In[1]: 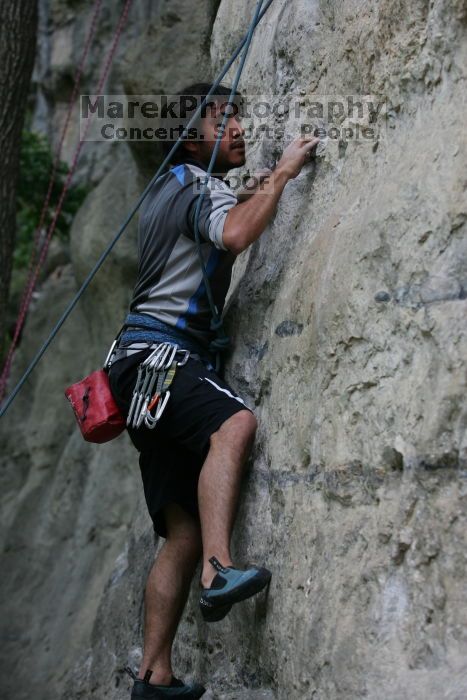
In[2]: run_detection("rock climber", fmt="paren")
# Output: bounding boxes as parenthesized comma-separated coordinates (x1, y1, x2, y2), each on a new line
(107, 82, 319, 699)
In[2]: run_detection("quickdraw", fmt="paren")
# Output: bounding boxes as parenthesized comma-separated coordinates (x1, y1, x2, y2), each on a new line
(126, 343, 190, 430)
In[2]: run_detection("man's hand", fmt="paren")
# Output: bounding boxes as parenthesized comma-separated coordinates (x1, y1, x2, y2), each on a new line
(276, 136, 320, 179)
(222, 136, 320, 255)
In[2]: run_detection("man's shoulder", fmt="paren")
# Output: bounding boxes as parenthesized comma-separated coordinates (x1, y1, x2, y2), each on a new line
(182, 162, 236, 197)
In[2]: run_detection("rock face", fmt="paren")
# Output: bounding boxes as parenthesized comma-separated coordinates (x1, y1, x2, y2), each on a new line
(1, 1, 466, 698)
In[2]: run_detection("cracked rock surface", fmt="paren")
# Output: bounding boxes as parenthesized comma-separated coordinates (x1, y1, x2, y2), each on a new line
(0, 1, 466, 698)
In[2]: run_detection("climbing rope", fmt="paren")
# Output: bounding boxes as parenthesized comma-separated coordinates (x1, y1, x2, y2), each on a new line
(0, 0, 275, 419)
(0, 0, 133, 402)
(193, 0, 266, 375)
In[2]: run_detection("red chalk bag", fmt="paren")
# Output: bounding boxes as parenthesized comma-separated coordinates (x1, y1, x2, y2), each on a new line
(64, 334, 126, 443)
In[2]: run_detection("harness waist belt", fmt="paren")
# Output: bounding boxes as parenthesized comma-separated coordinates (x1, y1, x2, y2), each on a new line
(121, 312, 214, 365)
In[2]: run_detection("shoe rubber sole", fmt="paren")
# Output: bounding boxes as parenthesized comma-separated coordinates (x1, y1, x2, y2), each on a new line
(132, 685, 206, 699)
(200, 601, 233, 622)
(200, 567, 271, 622)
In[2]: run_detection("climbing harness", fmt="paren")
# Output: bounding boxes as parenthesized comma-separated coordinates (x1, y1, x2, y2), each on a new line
(126, 343, 190, 430)
(64, 328, 192, 441)
(117, 311, 216, 367)
(0, 0, 275, 420)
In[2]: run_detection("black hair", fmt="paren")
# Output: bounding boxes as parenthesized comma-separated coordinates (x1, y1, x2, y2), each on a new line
(160, 82, 243, 166)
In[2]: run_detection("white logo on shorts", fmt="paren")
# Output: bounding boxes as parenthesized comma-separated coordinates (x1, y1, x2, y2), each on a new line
(198, 376, 247, 407)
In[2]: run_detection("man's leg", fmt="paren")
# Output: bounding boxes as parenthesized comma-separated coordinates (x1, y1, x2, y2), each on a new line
(138, 502, 202, 685)
(198, 409, 258, 589)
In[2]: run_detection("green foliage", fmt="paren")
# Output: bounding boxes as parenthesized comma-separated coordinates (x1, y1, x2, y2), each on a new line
(14, 129, 89, 269)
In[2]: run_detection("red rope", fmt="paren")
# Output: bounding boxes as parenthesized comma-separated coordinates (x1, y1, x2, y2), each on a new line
(0, 0, 134, 401)
(31, 0, 103, 256)
(16, 0, 103, 333)
(0, 0, 103, 398)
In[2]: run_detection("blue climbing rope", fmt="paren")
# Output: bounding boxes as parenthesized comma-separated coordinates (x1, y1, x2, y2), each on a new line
(0, 0, 275, 419)
(193, 0, 266, 375)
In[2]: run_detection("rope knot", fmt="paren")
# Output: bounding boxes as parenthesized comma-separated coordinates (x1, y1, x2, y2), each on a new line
(209, 336, 231, 353)
(210, 317, 224, 332)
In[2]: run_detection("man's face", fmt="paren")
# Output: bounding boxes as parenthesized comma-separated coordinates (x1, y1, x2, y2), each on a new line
(188, 98, 246, 175)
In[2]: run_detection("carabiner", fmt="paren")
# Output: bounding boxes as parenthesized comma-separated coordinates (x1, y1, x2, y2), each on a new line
(144, 390, 171, 429)
(176, 350, 190, 366)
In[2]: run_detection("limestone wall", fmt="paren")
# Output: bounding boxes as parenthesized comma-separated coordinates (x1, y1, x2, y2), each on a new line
(1, 1, 466, 698)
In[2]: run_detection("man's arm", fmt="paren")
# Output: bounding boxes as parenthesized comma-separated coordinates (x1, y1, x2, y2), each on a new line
(236, 169, 273, 203)
(222, 136, 320, 255)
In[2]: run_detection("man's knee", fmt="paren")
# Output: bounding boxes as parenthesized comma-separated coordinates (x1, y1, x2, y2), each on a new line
(211, 409, 258, 444)
(163, 502, 202, 551)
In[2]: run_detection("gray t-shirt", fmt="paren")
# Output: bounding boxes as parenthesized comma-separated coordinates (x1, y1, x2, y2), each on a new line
(129, 157, 238, 352)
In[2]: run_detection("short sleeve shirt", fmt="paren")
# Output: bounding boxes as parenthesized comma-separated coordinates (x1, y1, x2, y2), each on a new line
(129, 157, 238, 351)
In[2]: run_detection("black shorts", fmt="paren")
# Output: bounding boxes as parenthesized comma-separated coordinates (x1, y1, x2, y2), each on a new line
(108, 347, 253, 538)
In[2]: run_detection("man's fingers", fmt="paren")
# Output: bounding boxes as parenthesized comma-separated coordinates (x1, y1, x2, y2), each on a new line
(297, 136, 320, 146)
(303, 137, 320, 151)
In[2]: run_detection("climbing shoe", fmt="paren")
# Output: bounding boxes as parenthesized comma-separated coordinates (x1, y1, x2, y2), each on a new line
(199, 556, 272, 623)
(125, 666, 206, 699)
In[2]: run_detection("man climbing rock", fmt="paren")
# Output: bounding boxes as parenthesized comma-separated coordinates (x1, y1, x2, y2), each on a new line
(108, 82, 319, 699)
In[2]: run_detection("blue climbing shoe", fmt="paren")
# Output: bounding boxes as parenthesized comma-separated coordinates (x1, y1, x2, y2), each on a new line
(199, 556, 272, 622)
(125, 666, 206, 698)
